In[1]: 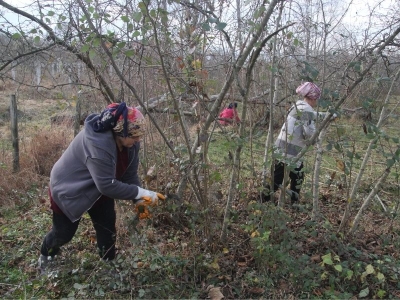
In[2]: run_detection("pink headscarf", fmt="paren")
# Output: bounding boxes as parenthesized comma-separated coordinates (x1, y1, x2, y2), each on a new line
(113, 106, 146, 137)
(296, 82, 321, 101)
(93, 102, 146, 137)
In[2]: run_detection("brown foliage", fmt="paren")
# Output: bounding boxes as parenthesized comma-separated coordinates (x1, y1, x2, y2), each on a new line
(0, 128, 71, 207)
(27, 129, 72, 176)
(0, 167, 42, 207)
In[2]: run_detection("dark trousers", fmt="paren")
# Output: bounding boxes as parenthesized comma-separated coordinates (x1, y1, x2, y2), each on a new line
(41, 198, 117, 260)
(263, 161, 304, 202)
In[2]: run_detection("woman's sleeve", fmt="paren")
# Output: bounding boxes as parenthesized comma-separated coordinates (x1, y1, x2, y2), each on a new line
(86, 154, 139, 200)
(302, 109, 317, 139)
(303, 119, 316, 138)
(315, 111, 327, 120)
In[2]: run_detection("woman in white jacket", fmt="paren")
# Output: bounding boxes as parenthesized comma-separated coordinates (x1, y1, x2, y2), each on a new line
(263, 82, 324, 204)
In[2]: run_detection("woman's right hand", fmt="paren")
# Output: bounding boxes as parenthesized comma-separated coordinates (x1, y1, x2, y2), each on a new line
(135, 187, 166, 206)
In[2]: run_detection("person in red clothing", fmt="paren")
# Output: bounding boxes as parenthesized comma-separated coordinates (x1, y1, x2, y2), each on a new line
(218, 102, 241, 126)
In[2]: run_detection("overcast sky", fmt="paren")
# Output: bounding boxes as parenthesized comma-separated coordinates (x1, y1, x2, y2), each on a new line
(343, 0, 395, 25)
(1, 0, 396, 32)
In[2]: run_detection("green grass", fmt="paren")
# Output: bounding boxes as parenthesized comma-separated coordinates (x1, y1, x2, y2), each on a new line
(1, 104, 400, 298)
(1, 167, 400, 299)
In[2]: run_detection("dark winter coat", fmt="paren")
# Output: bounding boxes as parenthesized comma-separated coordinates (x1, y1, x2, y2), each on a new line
(49, 113, 141, 222)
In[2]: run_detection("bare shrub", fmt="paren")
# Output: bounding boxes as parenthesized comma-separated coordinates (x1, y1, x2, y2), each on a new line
(0, 151, 45, 207)
(0, 169, 42, 207)
(0, 127, 72, 207)
(27, 129, 72, 176)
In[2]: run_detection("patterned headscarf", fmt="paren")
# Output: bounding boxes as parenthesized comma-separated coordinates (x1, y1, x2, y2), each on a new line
(93, 102, 146, 137)
(296, 82, 321, 101)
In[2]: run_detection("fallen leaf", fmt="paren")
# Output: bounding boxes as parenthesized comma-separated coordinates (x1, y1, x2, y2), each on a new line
(208, 287, 224, 300)
(248, 287, 265, 295)
(137, 261, 144, 268)
(336, 160, 345, 172)
(237, 262, 247, 267)
(147, 164, 156, 176)
(311, 255, 321, 262)
(144, 174, 156, 184)
(210, 259, 220, 270)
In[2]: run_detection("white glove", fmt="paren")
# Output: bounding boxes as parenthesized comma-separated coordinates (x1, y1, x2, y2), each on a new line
(330, 113, 338, 120)
(135, 187, 165, 206)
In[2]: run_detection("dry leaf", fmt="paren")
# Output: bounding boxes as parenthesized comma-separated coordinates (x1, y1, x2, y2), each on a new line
(210, 259, 220, 270)
(237, 262, 247, 267)
(208, 287, 224, 300)
(251, 230, 260, 238)
(144, 175, 156, 184)
(147, 164, 156, 176)
(311, 255, 321, 262)
(336, 159, 345, 172)
(176, 57, 185, 69)
(196, 69, 208, 80)
(248, 287, 265, 295)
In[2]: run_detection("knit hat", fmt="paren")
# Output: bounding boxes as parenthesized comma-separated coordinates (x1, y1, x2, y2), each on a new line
(93, 102, 146, 137)
(296, 82, 321, 101)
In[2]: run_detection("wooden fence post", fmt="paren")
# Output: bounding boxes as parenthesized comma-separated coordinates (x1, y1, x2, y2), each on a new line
(10, 94, 19, 172)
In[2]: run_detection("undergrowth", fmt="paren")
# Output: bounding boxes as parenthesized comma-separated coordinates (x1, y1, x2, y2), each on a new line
(0, 126, 71, 207)
(0, 111, 400, 299)
(1, 196, 400, 299)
